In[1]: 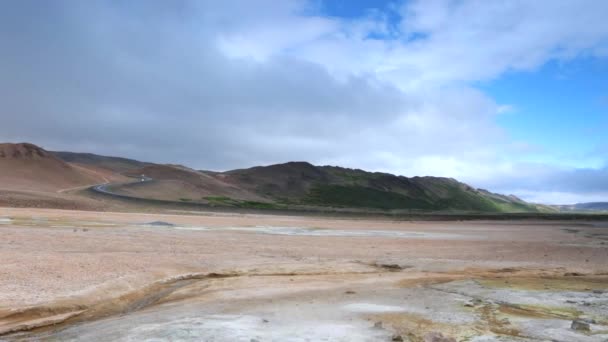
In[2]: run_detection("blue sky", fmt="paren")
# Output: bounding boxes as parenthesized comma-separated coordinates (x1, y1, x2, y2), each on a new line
(486, 59, 608, 168)
(321, 0, 608, 170)
(1, 0, 607, 204)
(320, 0, 397, 18)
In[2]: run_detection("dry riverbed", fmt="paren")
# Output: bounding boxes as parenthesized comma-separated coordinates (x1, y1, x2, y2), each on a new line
(0, 207, 607, 341)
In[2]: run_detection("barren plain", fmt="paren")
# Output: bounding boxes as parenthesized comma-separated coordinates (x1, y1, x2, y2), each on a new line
(0, 207, 607, 341)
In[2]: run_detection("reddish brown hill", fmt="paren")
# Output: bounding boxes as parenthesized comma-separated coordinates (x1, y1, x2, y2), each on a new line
(124, 164, 204, 184)
(52, 151, 149, 173)
(0, 143, 102, 192)
(114, 164, 265, 202)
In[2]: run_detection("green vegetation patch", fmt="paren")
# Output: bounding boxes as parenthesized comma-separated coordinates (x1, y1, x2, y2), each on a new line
(434, 185, 538, 213)
(436, 191, 499, 212)
(492, 201, 540, 213)
(304, 185, 436, 210)
(204, 196, 240, 206)
(204, 196, 284, 209)
(239, 201, 283, 209)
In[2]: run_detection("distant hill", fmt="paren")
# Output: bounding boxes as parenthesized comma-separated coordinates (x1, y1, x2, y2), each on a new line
(575, 202, 608, 211)
(207, 162, 545, 212)
(0, 143, 102, 191)
(557, 202, 608, 212)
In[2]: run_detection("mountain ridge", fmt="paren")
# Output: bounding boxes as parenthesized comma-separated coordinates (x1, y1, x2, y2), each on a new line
(0, 142, 550, 213)
(209, 162, 545, 212)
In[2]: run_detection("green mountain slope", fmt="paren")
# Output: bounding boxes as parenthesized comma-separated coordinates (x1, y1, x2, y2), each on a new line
(213, 162, 542, 213)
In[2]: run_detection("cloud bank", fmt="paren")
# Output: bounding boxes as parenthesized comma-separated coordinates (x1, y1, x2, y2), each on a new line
(0, 0, 607, 204)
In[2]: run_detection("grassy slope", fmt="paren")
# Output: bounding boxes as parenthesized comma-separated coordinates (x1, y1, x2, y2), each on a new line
(310, 167, 540, 212)
(219, 163, 542, 213)
(304, 185, 436, 210)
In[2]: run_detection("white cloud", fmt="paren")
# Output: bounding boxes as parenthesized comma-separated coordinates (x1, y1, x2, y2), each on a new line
(211, 0, 608, 89)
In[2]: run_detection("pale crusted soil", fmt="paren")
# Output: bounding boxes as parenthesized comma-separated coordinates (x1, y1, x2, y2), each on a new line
(0, 207, 607, 340)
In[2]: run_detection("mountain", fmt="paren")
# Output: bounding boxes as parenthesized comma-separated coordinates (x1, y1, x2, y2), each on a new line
(0, 143, 103, 192)
(1, 142, 545, 213)
(208, 162, 543, 212)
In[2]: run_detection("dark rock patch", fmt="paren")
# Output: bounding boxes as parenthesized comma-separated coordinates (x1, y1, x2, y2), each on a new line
(571, 320, 591, 332)
(146, 221, 175, 227)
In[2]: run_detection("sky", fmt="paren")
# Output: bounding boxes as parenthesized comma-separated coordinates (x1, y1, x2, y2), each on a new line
(0, 0, 607, 204)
